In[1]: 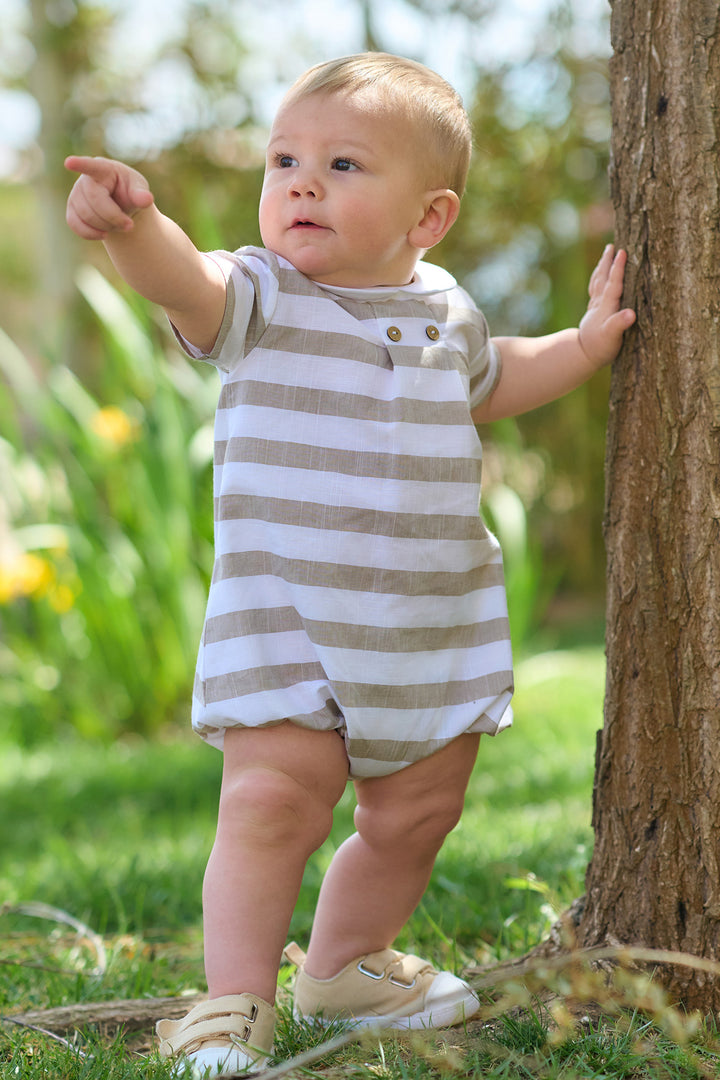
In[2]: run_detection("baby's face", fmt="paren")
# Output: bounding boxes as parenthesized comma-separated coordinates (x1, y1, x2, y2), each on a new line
(259, 91, 431, 288)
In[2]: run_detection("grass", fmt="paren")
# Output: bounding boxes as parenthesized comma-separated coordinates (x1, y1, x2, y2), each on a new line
(4, 642, 720, 1077)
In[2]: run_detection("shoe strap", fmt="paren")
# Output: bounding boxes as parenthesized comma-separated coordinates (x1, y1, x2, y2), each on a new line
(283, 941, 307, 969)
(156, 993, 275, 1059)
(357, 949, 436, 987)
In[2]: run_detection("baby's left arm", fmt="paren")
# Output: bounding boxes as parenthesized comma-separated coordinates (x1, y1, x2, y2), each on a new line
(471, 245, 636, 424)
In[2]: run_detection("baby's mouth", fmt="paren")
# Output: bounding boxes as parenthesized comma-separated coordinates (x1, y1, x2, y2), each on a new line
(291, 219, 326, 230)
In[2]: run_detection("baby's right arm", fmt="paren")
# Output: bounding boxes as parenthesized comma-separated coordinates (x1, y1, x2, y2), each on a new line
(65, 156, 226, 354)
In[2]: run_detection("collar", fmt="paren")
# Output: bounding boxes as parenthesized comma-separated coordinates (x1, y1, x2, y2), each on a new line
(298, 259, 458, 302)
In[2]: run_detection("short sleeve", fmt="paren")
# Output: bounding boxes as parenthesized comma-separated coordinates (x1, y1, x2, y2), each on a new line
(170, 247, 280, 374)
(445, 284, 502, 410)
(469, 338, 502, 409)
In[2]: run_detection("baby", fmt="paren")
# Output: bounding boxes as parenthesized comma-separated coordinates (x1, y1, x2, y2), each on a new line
(66, 52, 634, 1077)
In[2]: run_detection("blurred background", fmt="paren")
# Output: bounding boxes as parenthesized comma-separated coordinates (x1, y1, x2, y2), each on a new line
(1, 0, 614, 746)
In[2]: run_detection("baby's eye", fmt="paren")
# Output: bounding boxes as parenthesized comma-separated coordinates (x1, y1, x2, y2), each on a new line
(275, 153, 298, 168)
(332, 158, 359, 172)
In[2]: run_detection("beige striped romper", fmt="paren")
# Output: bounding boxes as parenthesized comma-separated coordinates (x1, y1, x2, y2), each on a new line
(181, 246, 514, 778)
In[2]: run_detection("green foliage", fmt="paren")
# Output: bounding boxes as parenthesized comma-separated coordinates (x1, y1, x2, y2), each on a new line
(0, 269, 216, 742)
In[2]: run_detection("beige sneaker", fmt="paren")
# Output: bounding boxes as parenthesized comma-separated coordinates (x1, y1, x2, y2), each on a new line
(287, 943, 479, 1031)
(156, 993, 275, 1076)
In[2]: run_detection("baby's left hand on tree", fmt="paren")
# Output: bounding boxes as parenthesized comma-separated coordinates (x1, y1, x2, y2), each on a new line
(578, 245, 636, 369)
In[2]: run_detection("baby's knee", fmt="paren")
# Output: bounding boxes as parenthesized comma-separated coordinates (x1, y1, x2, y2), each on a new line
(219, 765, 333, 854)
(356, 787, 464, 857)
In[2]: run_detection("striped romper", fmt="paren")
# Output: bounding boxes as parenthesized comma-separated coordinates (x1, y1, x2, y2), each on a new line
(181, 246, 514, 778)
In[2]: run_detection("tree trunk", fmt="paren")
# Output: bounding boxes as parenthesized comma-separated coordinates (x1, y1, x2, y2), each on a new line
(578, 0, 720, 1012)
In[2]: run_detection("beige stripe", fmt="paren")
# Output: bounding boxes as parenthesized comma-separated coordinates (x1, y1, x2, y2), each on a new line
(193, 669, 203, 702)
(214, 550, 505, 597)
(202, 665, 511, 710)
(215, 437, 478, 483)
(218, 380, 470, 426)
(258, 325, 463, 372)
(203, 661, 328, 704)
(305, 615, 510, 651)
(215, 495, 487, 542)
(333, 670, 512, 710)
(204, 606, 303, 644)
(205, 609, 510, 653)
(347, 736, 452, 763)
(278, 266, 327, 298)
(266, 326, 384, 362)
(286, 698, 344, 726)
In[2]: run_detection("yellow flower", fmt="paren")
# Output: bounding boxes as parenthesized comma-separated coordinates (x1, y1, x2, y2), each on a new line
(49, 582, 77, 613)
(90, 406, 138, 448)
(0, 551, 55, 604)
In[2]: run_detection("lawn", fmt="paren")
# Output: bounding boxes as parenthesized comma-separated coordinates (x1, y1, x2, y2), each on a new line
(2, 643, 719, 1077)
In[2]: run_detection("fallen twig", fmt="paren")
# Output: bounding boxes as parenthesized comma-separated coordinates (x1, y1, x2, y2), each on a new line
(0, 1013, 89, 1058)
(2, 995, 204, 1036)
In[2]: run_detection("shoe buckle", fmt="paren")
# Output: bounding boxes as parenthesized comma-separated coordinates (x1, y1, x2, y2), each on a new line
(357, 959, 386, 980)
(235, 1001, 258, 1042)
(389, 973, 417, 990)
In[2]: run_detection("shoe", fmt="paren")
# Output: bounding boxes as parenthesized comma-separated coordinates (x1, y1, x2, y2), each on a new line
(156, 993, 275, 1076)
(286, 942, 479, 1031)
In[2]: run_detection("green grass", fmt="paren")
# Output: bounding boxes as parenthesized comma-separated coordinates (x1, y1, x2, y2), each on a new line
(4, 643, 720, 1077)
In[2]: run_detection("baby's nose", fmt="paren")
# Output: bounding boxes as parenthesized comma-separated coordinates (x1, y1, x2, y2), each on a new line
(289, 171, 321, 198)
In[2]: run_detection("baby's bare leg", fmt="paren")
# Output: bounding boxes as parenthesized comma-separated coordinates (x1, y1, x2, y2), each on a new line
(203, 723, 349, 1002)
(303, 733, 480, 978)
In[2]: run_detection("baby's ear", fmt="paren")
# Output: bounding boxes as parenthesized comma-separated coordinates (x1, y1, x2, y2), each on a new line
(408, 190, 460, 250)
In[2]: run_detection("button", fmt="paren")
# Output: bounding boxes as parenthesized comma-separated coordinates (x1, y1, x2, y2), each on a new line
(425, 325, 440, 340)
(386, 326, 402, 342)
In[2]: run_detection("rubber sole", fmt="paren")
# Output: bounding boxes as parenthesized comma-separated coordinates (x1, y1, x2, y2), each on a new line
(294, 978, 480, 1032)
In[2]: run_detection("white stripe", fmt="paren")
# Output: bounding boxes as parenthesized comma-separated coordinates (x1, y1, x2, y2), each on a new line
(203, 631, 318, 676)
(217, 465, 482, 517)
(204, 576, 509, 627)
(213, 407, 484, 457)
(314, 640, 513, 687)
(213, 519, 497, 573)
(200, 636, 511, 688)
(193, 683, 335, 727)
(221, 351, 475, 403)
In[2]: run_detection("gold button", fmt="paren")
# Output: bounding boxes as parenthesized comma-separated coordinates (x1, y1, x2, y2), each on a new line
(425, 325, 440, 341)
(386, 326, 402, 342)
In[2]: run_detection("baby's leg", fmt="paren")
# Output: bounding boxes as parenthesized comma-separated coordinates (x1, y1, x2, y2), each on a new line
(303, 732, 480, 979)
(202, 722, 349, 1002)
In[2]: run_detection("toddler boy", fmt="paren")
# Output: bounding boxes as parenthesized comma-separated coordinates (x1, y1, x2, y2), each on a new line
(66, 52, 634, 1076)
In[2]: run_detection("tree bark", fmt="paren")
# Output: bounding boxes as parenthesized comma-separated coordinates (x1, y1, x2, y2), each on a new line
(578, 0, 720, 1012)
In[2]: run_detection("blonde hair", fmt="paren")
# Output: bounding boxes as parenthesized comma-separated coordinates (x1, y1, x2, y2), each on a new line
(281, 53, 473, 197)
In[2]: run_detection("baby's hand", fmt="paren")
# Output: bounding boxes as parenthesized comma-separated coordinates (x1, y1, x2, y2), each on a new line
(65, 155, 155, 240)
(578, 245, 636, 369)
